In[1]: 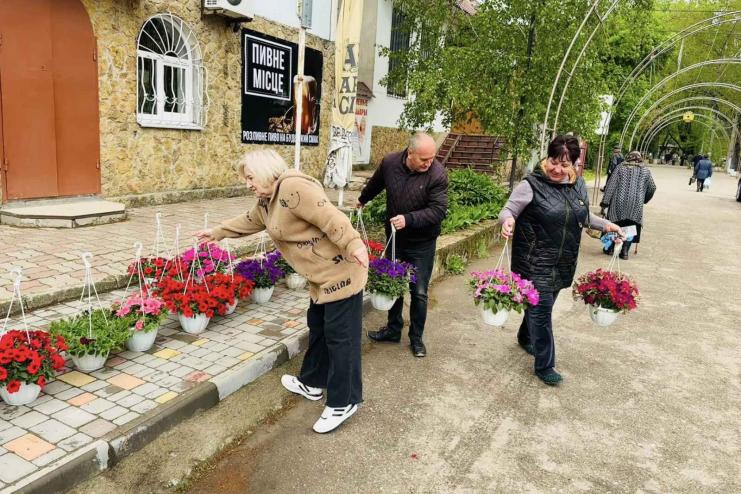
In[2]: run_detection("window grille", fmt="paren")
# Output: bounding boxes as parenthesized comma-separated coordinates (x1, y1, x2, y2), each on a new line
(387, 7, 410, 98)
(136, 13, 209, 129)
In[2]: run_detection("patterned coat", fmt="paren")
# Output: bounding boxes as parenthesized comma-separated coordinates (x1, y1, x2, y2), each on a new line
(600, 163, 656, 225)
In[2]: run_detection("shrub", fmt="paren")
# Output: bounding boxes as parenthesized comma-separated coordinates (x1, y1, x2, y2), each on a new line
(444, 254, 467, 275)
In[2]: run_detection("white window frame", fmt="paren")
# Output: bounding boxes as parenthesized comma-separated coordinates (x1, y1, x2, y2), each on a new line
(136, 13, 208, 130)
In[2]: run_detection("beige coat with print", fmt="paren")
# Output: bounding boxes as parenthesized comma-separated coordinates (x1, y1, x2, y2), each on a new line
(211, 170, 368, 304)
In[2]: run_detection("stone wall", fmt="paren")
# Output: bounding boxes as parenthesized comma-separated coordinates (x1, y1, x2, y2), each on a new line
(80, 0, 335, 198)
(368, 127, 448, 168)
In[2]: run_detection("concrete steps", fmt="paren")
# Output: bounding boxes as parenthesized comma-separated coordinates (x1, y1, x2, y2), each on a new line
(0, 197, 126, 228)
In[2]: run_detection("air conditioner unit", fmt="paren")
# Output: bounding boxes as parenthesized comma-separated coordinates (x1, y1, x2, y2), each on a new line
(203, 0, 254, 20)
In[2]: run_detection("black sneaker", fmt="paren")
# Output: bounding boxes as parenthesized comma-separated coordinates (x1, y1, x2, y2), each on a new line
(535, 368, 563, 385)
(411, 340, 427, 357)
(367, 326, 401, 343)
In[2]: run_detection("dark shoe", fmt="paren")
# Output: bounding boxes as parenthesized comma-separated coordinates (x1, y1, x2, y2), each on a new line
(619, 241, 631, 260)
(519, 342, 535, 356)
(535, 368, 563, 385)
(367, 326, 401, 343)
(411, 340, 427, 357)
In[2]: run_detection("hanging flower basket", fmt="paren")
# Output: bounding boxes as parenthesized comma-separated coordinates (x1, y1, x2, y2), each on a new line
(126, 329, 159, 352)
(205, 273, 253, 316)
(49, 309, 130, 373)
(370, 292, 397, 311)
(0, 329, 68, 406)
(367, 258, 416, 312)
(177, 313, 211, 334)
(286, 273, 307, 290)
(235, 255, 282, 304)
(469, 270, 539, 327)
(112, 293, 168, 353)
(127, 257, 170, 285)
(572, 268, 639, 328)
(181, 243, 236, 278)
(225, 300, 239, 315)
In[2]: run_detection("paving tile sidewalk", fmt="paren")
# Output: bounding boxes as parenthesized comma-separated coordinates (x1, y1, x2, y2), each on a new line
(0, 189, 360, 308)
(0, 283, 310, 493)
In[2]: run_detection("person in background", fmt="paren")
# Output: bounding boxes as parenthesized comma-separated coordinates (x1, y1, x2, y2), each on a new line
(195, 150, 368, 434)
(500, 135, 624, 385)
(694, 155, 713, 192)
(357, 133, 449, 358)
(600, 151, 656, 260)
(601, 146, 624, 192)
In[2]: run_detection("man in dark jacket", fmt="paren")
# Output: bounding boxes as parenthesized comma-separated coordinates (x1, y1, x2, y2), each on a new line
(357, 133, 449, 357)
(600, 146, 623, 192)
(694, 155, 713, 192)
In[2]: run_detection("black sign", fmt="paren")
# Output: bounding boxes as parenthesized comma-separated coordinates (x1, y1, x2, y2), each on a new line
(241, 29, 323, 146)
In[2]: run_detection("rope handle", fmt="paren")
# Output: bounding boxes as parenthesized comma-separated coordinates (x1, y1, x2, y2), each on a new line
(78, 252, 107, 338)
(1, 268, 30, 339)
(352, 209, 370, 249)
(381, 224, 397, 261)
(606, 244, 622, 274)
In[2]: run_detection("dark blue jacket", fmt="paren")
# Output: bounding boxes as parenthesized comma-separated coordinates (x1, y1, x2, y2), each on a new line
(695, 159, 713, 180)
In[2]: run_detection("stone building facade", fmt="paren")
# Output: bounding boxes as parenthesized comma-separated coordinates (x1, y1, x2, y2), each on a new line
(0, 0, 335, 204)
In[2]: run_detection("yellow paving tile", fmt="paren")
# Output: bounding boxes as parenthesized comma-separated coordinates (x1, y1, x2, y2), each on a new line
(5, 434, 55, 461)
(191, 339, 209, 347)
(152, 348, 180, 360)
(238, 352, 254, 361)
(247, 319, 263, 325)
(283, 320, 300, 328)
(107, 373, 146, 390)
(57, 371, 96, 387)
(68, 392, 97, 407)
(155, 391, 178, 404)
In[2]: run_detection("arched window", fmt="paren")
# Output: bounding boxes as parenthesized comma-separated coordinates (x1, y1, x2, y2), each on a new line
(136, 13, 207, 129)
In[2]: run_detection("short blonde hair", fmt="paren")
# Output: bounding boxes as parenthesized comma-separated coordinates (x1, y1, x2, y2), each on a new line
(237, 150, 289, 186)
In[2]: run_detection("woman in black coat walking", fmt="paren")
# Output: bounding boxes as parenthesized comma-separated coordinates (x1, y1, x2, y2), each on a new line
(499, 135, 624, 385)
(600, 151, 657, 259)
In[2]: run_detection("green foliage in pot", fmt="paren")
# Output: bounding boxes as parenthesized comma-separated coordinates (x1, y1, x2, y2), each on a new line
(49, 309, 130, 358)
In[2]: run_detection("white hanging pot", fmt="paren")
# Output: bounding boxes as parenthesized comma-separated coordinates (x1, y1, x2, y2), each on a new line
(72, 352, 110, 372)
(481, 307, 510, 327)
(225, 299, 239, 315)
(0, 382, 42, 406)
(251, 286, 275, 304)
(286, 273, 307, 290)
(370, 292, 397, 311)
(589, 305, 620, 327)
(126, 327, 159, 352)
(144, 277, 156, 286)
(178, 313, 211, 334)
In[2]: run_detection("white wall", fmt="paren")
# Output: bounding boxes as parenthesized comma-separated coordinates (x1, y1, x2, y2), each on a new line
(252, 0, 337, 41)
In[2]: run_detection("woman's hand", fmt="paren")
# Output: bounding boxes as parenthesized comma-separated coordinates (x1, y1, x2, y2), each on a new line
(501, 217, 515, 238)
(603, 222, 625, 244)
(192, 229, 216, 243)
(349, 246, 369, 268)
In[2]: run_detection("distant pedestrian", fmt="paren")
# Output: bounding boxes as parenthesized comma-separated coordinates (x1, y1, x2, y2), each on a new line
(600, 151, 656, 260)
(357, 133, 448, 358)
(499, 135, 624, 385)
(601, 146, 624, 192)
(694, 155, 713, 192)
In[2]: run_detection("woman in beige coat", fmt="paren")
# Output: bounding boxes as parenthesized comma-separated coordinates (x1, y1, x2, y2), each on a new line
(196, 150, 368, 433)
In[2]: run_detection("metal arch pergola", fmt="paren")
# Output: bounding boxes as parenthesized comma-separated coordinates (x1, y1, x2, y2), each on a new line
(624, 83, 741, 145)
(630, 96, 741, 148)
(640, 116, 732, 156)
(618, 58, 741, 148)
(540, 6, 741, 156)
(638, 110, 734, 155)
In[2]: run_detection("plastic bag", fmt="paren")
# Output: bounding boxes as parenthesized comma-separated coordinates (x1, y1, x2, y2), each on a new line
(704, 177, 711, 190)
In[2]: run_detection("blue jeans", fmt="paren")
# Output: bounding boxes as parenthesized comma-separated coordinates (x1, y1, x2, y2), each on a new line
(517, 290, 559, 371)
(386, 239, 436, 343)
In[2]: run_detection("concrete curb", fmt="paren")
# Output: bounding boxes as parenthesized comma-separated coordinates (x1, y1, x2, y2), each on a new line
(4, 221, 500, 494)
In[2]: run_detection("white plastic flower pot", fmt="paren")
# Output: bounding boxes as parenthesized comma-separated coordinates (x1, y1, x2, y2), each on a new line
(370, 292, 397, 311)
(125, 327, 159, 352)
(178, 313, 211, 334)
(251, 286, 275, 304)
(589, 305, 620, 327)
(285, 273, 307, 290)
(0, 382, 42, 406)
(144, 277, 156, 286)
(72, 352, 110, 372)
(481, 307, 510, 327)
(225, 300, 239, 315)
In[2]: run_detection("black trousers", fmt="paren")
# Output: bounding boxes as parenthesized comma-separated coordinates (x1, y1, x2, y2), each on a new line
(697, 178, 706, 192)
(386, 239, 437, 343)
(517, 290, 559, 372)
(299, 291, 363, 408)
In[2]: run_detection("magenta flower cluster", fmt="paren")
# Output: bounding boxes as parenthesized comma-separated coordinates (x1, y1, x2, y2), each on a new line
(181, 243, 235, 278)
(469, 269, 539, 313)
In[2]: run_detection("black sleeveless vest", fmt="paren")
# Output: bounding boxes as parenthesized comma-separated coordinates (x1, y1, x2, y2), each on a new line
(511, 170, 590, 293)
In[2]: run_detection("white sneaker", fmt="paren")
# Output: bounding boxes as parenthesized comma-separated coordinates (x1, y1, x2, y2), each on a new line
(312, 404, 358, 434)
(281, 375, 323, 401)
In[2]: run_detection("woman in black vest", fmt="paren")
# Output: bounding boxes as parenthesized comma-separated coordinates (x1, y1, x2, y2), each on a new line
(499, 135, 624, 385)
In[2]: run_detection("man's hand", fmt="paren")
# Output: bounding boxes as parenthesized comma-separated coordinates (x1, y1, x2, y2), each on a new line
(390, 215, 406, 230)
(501, 217, 515, 238)
(349, 246, 369, 268)
(192, 230, 216, 243)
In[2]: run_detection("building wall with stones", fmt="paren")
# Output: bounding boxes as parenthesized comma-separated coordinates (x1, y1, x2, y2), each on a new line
(79, 0, 335, 200)
(368, 127, 447, 168)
